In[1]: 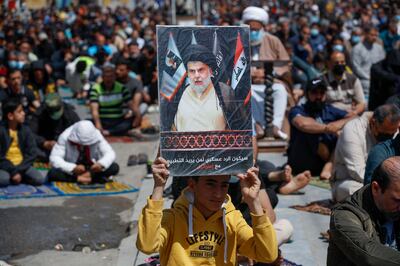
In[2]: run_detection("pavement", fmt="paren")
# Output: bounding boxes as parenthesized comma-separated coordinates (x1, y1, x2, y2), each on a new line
(0, 102, 331, 266)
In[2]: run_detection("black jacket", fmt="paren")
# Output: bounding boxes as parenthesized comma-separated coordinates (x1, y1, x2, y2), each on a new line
(328, 185, 400, 266)
(0, 123, 38, 176)
(369, 49, 400, 111)
(29, 103, 80, 148)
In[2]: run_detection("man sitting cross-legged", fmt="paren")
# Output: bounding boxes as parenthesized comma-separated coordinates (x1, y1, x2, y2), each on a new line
(48, 120, 119, 184)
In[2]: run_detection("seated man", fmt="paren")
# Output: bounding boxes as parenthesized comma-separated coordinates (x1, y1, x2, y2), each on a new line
(0, 97, 45, 187)
(29, 93, 80, 161)
(323, 51, 365, 116)
(137, 157, 278, 265)
(328, 156, 400, 265)
(26, 60, 56, 102)
(0, 69, 39, 119)
(65, 56, 95, 99)
(115, 59, 143, 128)
(365, 131, 400, 185)
(90, 64, 136, 136)
(243, 6, 291, 139)
(48, 120, 119, 184)
(333, 104, 400, 202)
(288, 78, 352, 179)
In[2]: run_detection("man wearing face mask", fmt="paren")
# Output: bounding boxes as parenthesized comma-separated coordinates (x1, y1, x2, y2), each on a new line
(309, 22, 327, 53)
(288, 78, 351, 179)
(351, 26, 386, 98)
(323, 51, 365, 117)
(328, 156, 400, 266)
(242, 6, 291, 139)
(332, 104, 400, 202)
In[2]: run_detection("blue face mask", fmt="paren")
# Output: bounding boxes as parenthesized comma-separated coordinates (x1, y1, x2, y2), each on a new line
(250, 30, 263, 43)
(333, 44, 344, 52)
(351, 35, 361, 44)
(311, 28, 319, 37)
(9, 60, 18, 69)
(310, 15, 320, 24)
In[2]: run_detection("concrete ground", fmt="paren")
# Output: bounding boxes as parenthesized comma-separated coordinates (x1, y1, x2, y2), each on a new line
(0, 102, 331, 266)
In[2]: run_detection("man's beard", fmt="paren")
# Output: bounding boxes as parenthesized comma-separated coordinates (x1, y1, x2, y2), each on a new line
(191, 76, 212, 95)
(304, 100, 326, 115)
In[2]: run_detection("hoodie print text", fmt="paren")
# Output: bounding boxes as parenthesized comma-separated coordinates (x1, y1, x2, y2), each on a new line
(185, 230, 225, 258)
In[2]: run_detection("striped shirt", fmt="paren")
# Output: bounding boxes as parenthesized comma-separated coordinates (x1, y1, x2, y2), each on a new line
(90, 81, 131, 119)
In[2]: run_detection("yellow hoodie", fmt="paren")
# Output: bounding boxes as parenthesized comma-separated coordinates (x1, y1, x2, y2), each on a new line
(136, 188, 278, 265)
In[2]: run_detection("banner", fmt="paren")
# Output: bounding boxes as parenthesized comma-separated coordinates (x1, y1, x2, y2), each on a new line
(157, 26, 253, 176)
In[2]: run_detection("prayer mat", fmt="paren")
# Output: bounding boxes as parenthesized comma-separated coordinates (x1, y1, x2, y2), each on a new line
(290, 199, 334, 216)
(33, 161, 51, 170)
(105, 136, 135, 143)
(309, 177, 331, 190)
(0, 181, 138, 200)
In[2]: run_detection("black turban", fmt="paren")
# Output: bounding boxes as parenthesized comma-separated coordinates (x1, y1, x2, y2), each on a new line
(182, 44, 217, 71)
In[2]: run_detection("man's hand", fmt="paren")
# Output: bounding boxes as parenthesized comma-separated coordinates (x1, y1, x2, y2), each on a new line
(11, 173, 22, 184)
(43, 140, 56, 151)
(124, 110, 134, 119)
(73, 164, 86, 175)
(151, 157, 170, 200)
(238, 167, 264, 215)
(101, 129, 110, 136)
(132, 111, 142, 128)
(325, 121, 343, 135)
(90, 163, 103, 173)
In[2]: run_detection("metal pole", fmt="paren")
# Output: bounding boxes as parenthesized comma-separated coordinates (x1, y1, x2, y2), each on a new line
(196, 0, 201, 25)
(171, 0, 176, 24)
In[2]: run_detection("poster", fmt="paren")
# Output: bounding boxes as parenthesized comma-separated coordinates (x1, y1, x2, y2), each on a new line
(157, 26, 253, 176)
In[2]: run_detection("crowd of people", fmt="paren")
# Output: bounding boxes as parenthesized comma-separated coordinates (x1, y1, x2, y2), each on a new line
(0, 0, 400, 265)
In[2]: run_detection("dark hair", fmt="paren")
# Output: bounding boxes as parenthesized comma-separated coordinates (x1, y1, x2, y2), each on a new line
(371, 161, 391, 193)
(373, 104, 400, 124)
(116, 58, 131, 69)
(363, 25, 378, 34)
(7, 68, 22, 78)
(76, 60, 87, 74)
(2, 97, 22, 121)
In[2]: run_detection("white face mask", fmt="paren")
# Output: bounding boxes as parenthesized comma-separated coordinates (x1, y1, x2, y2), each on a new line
(191, 75, 212, 95)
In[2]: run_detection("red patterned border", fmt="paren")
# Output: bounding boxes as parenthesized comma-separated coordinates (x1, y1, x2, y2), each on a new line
(161, 131, 252, 150)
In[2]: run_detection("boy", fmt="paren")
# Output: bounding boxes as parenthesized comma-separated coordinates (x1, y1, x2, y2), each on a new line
(136, 157, 278, 265)
(0, 97, 45, 186)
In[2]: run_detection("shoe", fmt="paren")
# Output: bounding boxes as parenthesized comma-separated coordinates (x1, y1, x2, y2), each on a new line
(141, 125, 160, 134)
(127, 154, 139, 166)
(138, 153, 149, 164)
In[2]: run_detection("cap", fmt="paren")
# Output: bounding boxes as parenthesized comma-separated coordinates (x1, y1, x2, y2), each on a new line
(45, 93, 64, 120)
(242, 6, 269, 25)
(307, 78, 327, 92)
(38, 32, 48, 41)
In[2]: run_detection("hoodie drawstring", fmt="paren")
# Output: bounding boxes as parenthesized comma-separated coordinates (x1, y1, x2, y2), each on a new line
(222, 205, 228, 264)
(185, 190, 194, 237)
(185, 190, 228, 264)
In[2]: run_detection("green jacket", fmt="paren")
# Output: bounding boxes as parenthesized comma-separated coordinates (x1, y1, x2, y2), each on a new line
(328, 185, 400, 266)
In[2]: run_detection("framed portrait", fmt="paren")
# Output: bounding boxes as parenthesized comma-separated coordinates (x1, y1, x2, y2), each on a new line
(157, 25, 253, 176)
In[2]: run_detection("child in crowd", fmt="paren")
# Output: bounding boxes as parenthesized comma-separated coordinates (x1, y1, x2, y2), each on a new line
(0, 97, 45, 187)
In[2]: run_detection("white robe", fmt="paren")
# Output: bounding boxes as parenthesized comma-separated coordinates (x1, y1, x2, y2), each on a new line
(174, 85, 226, 131)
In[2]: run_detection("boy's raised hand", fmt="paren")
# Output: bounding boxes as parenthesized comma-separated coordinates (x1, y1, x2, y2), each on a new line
(238, 167, 263, 215)
(151, 157, 169, 200)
